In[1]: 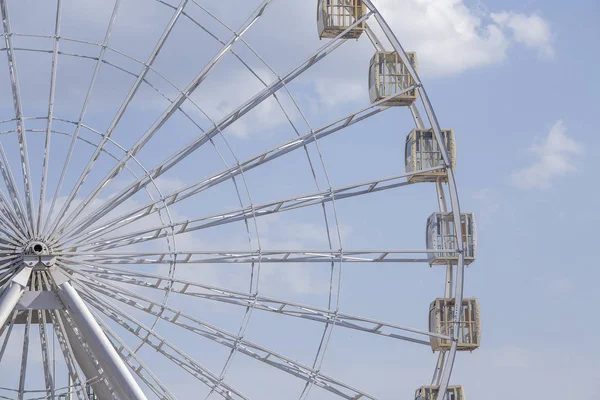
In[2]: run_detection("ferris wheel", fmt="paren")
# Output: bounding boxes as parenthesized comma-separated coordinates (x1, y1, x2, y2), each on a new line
(0, 0, 480, 399)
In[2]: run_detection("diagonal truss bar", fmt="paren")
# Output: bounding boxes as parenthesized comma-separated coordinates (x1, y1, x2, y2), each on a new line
(0, 144, 29, 235)
(74, 284, 250, 400)
(56, 86, 409, 245)
(42, 0, 122, 239)
(59, 249, 440, 264)
(0, 0, 36, 236)
(63, 263, 449, 343)
(51, 0, 274, 239)
(52, 12, 371, 244)
(37, 0, 63, 235)
(77, 279, 379, 400)
(18, 273, 34, 400)
(64, 164, 432, 251)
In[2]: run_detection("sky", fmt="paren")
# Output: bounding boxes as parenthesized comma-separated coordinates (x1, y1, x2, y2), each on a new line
(0, 0, 598, 399)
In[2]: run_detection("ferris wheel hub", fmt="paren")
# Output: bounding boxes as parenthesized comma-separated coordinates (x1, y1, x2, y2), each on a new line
(20, 241, 55, 269)
(25, 240, 50, 255)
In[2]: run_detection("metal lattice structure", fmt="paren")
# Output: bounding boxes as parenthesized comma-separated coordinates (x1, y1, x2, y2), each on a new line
(0, 1, 478, 399)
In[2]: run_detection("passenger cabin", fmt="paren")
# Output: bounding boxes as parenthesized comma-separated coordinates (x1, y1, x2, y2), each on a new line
(406, 129, 455, 183)
(426, 212, 476, 266)
(317, 0, 366, 39)
(369, 51, 417, 106)
(415, 385, 465, 400)
(429, 298, 480, 351)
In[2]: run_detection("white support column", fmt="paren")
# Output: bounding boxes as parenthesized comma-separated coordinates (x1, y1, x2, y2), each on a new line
(51, 269, 147, 400)
(61, 314, 117, 400)
(0, 266, 31, 328)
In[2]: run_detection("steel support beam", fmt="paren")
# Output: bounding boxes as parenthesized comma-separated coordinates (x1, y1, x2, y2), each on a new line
(0, 266, 31, 328)
(61, 314, 115, 400)
(51, 270, 147, 400)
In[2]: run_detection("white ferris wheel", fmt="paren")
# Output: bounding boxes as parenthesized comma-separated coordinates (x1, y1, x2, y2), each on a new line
(0, 0, 480, 399)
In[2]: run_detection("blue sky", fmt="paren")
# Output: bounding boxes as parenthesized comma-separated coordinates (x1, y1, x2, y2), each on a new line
(0, 0, 598, 399)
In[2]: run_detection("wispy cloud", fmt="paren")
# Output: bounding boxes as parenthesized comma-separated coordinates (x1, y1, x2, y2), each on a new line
(491, 11, 555, 59)
(511, 120, 583, 190)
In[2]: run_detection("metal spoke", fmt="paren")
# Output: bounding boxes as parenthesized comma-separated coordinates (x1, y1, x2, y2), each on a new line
(56, 87, 409, 245)
(52, 12, 371, 242)
(42, 0, 122, 238)
(45, 0, 188, 237)
(63, 264, 447, 343)
(0, 0, 36, 236)
(51, 0, 273, 240)
(75, 282, 250, 400)
(64, 165, 432, 250)
(77, 274, 380, 400)
(60, 249, 438, 264)
(37, 0, 63, 236)
(0, 190, 28, 243)
(0, 144, 29, 235)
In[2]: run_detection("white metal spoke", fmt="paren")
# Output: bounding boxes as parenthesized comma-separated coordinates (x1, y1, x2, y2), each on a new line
(78, 279, 380, 400)
(52, 0, 273, 240)
(0, 144, 29, 235)
(56, 85, 407, 246)
(0, 0, 36, 236)
(52, 14, 371, 243)
(0, 190, 28, 242)
(37, 0, 63, 236)
(46, 0, 188, 237)
(42, 0, 122, 239)
(60, 249, 438, 264)
(64, 263, 448, 343)
(75, 282, 250, 400)
(64, 166, 431, 250)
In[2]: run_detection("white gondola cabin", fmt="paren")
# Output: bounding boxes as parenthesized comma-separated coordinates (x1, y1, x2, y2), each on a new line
(426, 212, 476, 266)
(406, 129, 455, 183)
(415, 385, 465, 400)
(429, 298, 480, 352)
(369, 51, 417, 106)
(317, 0, 365, 39)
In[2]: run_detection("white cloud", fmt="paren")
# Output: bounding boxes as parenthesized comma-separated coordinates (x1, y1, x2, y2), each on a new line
(374, 0, 510, 76)
(511, 120, 583, 190)
(491, 11, 555, 58)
